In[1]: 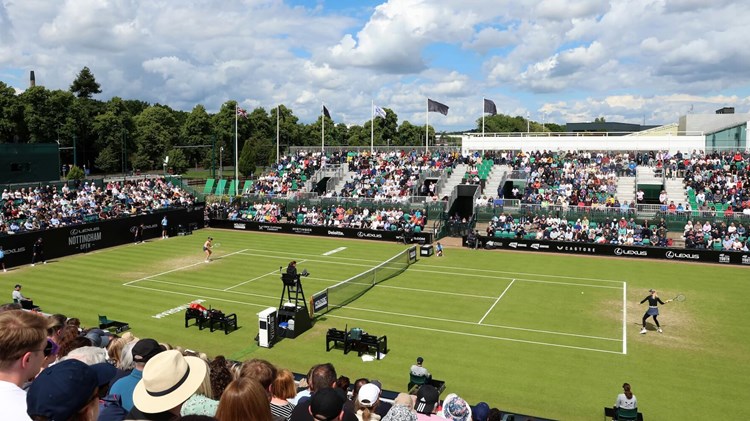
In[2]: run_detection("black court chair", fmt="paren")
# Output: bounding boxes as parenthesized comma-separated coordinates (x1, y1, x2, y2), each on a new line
(604, 407, 642, 421)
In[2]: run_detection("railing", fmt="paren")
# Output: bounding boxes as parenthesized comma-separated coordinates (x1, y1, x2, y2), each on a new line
(473, 201, 750, 226)
(464, 131, 706, 138)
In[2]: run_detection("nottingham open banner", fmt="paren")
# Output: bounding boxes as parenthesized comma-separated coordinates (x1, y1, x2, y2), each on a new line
(210, 219, 433, 244)
(471, 236, 750, 266)
(0, 205, 204, 269)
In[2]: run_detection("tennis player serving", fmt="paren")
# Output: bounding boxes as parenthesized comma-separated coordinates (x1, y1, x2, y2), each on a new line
(203, 237, 213, 262)
(640, 289, 671, 334)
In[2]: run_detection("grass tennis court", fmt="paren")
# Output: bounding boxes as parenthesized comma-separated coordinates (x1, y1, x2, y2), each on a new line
(9, 229, 749, 420)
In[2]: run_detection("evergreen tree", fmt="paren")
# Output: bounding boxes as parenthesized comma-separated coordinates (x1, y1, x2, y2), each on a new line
(70, 67, 102, 99)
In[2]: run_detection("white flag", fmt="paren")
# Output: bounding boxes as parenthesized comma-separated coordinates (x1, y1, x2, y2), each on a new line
(374, 105, 387, 119)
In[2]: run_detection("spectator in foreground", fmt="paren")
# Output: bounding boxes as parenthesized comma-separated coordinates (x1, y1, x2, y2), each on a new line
(0, 310, 48, 420)
(215, 377, 272, 421)
(271, 368, 297, 420)
(414, 385, 440, 421)
(110, 338, 165, 412)
(355, 383, 381, 421)
(440, 394, 472, 421)
(382, 405, 417, 421)
(128, 349, 208, 420)
(27, 359, 114, 421)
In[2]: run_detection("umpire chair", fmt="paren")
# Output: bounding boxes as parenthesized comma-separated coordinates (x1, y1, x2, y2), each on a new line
(277, 269, 312, 338)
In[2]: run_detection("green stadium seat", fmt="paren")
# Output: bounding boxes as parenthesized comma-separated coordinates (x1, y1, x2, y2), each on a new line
(203, 179, 215, 194)
(241, 180, 252, 194)
(214, 179, 227, 195)
(227, 180, 237, 196)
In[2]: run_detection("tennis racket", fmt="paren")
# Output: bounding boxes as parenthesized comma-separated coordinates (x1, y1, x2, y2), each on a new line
(670, 293, 686, 303)
(212, 243, 221, 249)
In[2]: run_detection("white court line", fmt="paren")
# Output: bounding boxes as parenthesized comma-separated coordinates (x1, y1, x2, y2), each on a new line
(123, 284, 272, 309)
(237, 251, 621, 290)
(237, 252, 374, 268)
(234, 247, 622, 284)
(623, 281, 628, 355)
(123, 248, 249, 286)
(323, 247, 347, 256)
(423, 264, 624, 284)
(124, 282, 622, 353)
(129, 277, 278, 300)
(326, 314, 623, 355)
(479, 279, 515, 324)
(223, 259, 307, 291)
(341, 305, 621, 342)
(239, 248, 385, 263)
(411, 268, 622, 290)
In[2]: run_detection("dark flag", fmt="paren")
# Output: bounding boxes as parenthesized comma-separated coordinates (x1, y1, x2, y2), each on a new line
(484, 98, 497, 116)
(323, 105, 331, 119)
(427, 99, 449, 116)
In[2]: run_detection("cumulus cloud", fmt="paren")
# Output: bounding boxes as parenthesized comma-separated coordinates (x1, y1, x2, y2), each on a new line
(0, 0, 747, 131)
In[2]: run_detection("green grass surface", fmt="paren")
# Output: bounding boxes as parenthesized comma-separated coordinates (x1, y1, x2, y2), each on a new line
(8, 229, 749, 420)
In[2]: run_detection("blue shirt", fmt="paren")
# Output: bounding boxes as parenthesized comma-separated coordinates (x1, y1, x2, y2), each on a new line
(109, 369, 142, 412)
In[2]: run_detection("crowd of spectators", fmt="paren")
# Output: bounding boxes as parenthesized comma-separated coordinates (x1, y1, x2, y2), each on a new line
(0, 177, 196, 235)
(334, 150, 456, 200)
(486, 214, 673, 247)
(506, 150, 633, 209)
(681, 150, 750, 213)
(243, 151, 328, 196)
(0, 306, 518, 421)
(682, 220, 749, 251)
(214, 201, 429, 233)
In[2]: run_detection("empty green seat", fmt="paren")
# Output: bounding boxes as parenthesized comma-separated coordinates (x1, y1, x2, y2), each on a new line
(203, 178, 215, 194)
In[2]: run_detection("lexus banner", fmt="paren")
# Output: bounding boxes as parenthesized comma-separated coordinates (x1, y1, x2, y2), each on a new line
(210, 219, 433, 244)
(472, 236, 750, 266)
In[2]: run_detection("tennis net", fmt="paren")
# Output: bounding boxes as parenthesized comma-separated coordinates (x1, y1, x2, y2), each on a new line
(311, 246, 417, 315)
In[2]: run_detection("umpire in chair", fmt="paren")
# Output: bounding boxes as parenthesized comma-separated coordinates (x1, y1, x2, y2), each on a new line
(286, 261, 298, 279)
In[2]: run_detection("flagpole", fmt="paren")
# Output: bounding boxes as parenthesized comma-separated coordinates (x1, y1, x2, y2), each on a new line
(234, 103, 239, 197)
(482, 97, 485, 137)
(321, 102, 325, 153)
(371, 99, 374, 154)
(425, 98, 429, 153)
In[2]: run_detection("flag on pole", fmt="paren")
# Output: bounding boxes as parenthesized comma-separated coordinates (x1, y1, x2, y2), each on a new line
(236, 107, 248, 118)
(484, 98, 497, 116)
(374, 105, 387, 119)
(323, 105, 331, 119)
(427, 99, 449, 116)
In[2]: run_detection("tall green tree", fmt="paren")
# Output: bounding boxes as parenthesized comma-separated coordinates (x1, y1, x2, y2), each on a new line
(69, 66, 102, 99)
(133, 105, 179, 170)
(270, 105, 300, 160)
(92, 97, 134, 172)
(396, 121, 427, 146)
(181, 104, 214, 169)
(0, 81, 24, 142)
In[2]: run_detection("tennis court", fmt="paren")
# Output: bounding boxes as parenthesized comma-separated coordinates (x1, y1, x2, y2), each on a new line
(25, 229, 747, 419)
(124, 245, 627, 354)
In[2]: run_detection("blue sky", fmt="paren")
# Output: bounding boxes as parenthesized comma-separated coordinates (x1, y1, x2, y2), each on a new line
(1, 0, 749, 131)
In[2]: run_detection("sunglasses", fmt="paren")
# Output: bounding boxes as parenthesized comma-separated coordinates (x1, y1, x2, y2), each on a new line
(43, 339, 58, 358)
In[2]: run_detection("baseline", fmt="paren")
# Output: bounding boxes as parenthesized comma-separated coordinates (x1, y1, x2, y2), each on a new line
(339, 305, 621, 342)
(326, 314, 623, 355)
(123, 248, 249, 286)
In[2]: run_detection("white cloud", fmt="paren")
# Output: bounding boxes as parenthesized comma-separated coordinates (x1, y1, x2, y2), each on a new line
(0, 0, 748, 131)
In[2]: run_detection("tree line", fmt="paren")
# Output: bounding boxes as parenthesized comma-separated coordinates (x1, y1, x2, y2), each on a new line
(0, 67, 562, 176)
